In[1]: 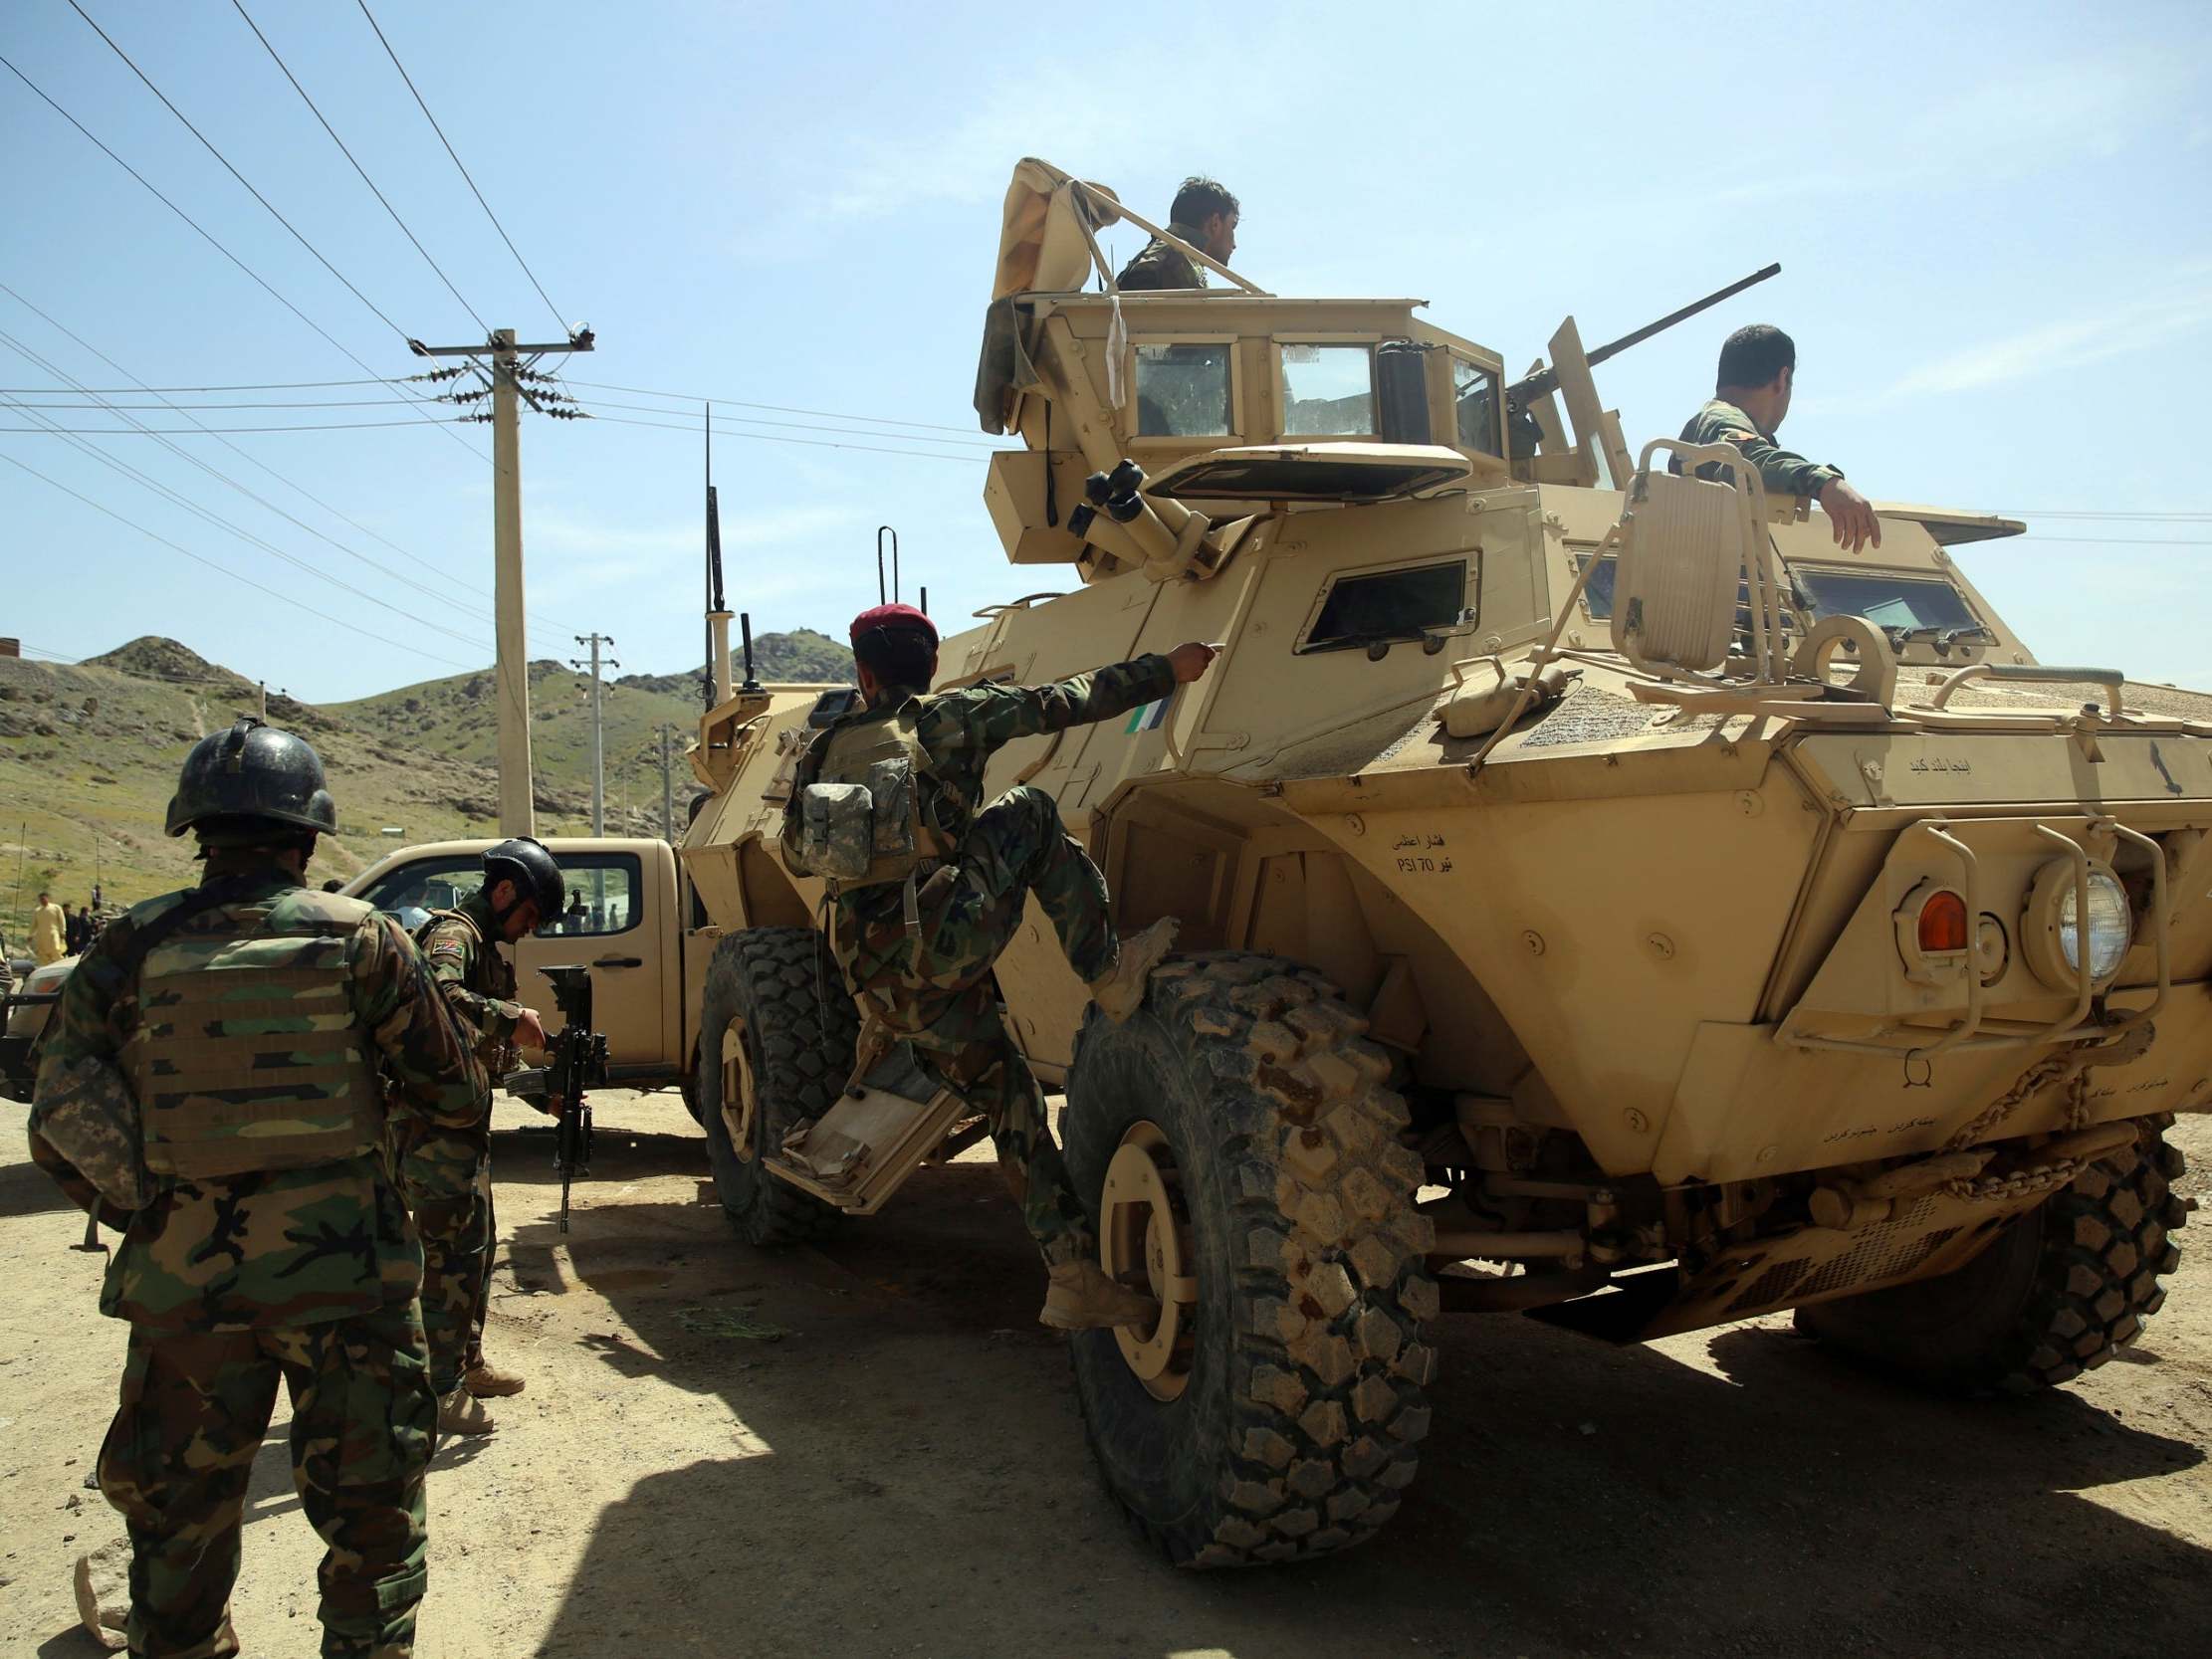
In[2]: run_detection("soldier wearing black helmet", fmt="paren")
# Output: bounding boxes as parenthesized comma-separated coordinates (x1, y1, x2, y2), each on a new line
(404, 836, 564, 1434)
(27, 719, 483, 1658)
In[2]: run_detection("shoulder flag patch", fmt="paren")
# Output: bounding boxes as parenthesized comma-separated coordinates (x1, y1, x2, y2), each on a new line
(1125, 698, 1172, 733)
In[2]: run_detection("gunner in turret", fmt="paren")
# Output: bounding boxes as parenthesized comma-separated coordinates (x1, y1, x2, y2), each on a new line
(1117, 176, 1239, 291)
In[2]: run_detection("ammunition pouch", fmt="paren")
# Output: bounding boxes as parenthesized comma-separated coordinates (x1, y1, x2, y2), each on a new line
(787, 701, 953, 899)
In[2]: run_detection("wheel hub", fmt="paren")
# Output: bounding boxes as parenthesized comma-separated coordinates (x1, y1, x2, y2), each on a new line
(1100, 1121, 1198, 1401)
(720, 1016, 758, 1161)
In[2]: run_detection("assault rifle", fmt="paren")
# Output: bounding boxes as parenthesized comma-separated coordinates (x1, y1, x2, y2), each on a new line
(543, 965, 609, 1234)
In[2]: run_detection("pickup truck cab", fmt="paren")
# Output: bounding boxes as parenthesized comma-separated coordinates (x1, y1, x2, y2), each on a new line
(339, 835, 714, 1104)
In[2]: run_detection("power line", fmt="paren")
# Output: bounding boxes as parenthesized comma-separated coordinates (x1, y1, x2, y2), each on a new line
(67, 0, 411, 341)
(1, 386, 492, 653)
(0, 283, 576, 646)
(561, 378, 984, 435)
(230, 0, 487, 334)
(2, 397, 448, 410)
(0, 377, 413, 393)
(570, 396, 1005, 449)
(585, 412, 983, 463)
(0, 51, 485, 461)
(1, 418, 467, 434)
(2, 450, 474, 670)
(354, 0, 569, 334)
(0, 325, 568, 653)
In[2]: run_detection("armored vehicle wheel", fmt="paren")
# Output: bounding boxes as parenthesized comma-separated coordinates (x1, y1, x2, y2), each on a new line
(1796, 1126, 2187, 1394)
(1062, 952, 1438, 1566)
(698, 928, 856, 1246)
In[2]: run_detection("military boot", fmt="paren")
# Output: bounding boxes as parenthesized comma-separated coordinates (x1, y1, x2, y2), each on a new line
(1085, 918, 1179, 1025)
(1039, 1260, 1159, 1332)
(464, 1354, 527, 1397)
(438, 1384, 496, 1437)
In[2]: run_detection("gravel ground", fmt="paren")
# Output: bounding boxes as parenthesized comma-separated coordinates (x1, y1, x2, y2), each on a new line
(5, 1092, 2211, 1658)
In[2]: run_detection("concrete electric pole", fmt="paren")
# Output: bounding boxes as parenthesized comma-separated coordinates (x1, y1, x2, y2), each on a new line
(572, 633, 617, 836)
(659, 723, 676, 841)
(407, 324, 596, 837)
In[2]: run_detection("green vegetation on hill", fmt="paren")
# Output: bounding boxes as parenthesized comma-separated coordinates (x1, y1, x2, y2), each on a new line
(1, 630, 850, 935)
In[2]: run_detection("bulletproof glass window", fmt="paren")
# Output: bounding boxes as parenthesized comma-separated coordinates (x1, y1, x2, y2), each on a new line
(1452, 357, 1503, 457)
(1572, 548, 1620, 620)
(1281, 344, 1376, 436)
(1795, 568, 1984, 639)
(357, 857, 482, 934)
(543, 854, 643, 937)
(1299, 559, 1470, 655)
(1134, 342, 1234, 438)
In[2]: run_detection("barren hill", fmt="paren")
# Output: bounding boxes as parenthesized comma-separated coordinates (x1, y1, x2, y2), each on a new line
(0, 629, 852, 934)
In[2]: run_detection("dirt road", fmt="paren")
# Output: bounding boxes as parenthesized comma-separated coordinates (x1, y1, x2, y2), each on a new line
(7, 1095, 2212, 1657)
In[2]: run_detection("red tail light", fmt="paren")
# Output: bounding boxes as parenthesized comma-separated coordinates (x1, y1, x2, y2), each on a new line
(1917, 890, 1969, 953)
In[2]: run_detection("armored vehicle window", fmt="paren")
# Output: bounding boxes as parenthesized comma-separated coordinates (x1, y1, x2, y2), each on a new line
(1298, 559, 1469, 655)
(1795, 569, 1983, 637)
(1572, 549, 1620, 620)
(545, 854, 643, 937)
(1281, 344, 1376, 436)
(1452, 358, 1502, 457)
(1134, 342, 1234, 438)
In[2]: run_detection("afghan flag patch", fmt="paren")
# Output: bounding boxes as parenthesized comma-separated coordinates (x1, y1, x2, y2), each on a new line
(1125, 698, 1171, 733)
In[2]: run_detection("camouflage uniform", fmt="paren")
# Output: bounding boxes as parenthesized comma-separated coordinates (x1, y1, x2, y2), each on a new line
(1673, 397, 1844, 500)
(1117, 223, 1209, 291)
(406, 892, 524, 1394)
(786, 656, 1178, 1266)
(28, 861, 484, 1659)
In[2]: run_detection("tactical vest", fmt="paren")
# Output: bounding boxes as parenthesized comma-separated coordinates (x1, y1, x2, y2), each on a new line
(789, 700, 952, 892)
(121, 888, 384, 1179)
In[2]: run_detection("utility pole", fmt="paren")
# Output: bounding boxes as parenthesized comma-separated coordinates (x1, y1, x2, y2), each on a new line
(572, 633, 617, 837)
(659, 723, 674, 841)
(408, 324, 596, 836)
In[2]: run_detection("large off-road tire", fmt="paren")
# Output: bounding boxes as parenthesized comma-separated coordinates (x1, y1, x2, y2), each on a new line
(1796, 1124, 2187, 1394)
(1062, 951, 1438, 1567)
(698, 928, 857, 1247)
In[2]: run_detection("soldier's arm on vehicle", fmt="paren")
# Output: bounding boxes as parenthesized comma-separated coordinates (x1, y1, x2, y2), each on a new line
(357, 916, 487, 1207)
(936, 653, 1180, 753)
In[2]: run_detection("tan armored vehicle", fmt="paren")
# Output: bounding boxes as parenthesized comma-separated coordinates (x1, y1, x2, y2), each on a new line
(670, 161, 2212, 1567)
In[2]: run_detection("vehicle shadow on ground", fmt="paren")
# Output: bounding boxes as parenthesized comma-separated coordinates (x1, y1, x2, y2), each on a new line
(0, 1153, 92, 1221)
(508, 1135, 2212, 1659)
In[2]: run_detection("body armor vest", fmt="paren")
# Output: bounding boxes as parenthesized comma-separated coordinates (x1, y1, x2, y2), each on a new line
(122, 888, 384, 1178)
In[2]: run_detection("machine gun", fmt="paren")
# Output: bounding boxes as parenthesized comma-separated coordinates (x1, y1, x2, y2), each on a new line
(543, 965, 609, 1234)
(1496, 263, 1782, 459)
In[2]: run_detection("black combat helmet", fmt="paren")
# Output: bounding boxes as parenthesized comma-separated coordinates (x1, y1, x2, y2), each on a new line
(483, 836, 564, 920)
(165, 718, 338, 844)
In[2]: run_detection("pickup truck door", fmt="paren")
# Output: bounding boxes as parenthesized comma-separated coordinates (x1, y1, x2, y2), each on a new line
(351, 847, 670, 1076)
(515, 847, 668, 1076)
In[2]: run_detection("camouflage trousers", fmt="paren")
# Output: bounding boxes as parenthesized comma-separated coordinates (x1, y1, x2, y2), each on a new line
(97, 1305, 435, 1659)
(407, 1144, 494, 1394)
(838, 785, 1120, 1268)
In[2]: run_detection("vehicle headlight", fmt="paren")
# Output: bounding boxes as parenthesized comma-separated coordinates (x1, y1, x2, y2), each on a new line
(2060, 870, 2132, 980)
(2022, 857, 2134, 990)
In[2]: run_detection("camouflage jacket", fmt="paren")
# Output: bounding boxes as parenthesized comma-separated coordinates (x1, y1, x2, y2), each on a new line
(1117, 225, 1209, 291)
(26, 862, 485, 1332)
(784, 655, 1179, 938)
(418, 893, 525, 1074)
(1673, 398, 1843, 501)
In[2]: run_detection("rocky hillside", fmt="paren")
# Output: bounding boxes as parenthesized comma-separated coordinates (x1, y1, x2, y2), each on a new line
(0, 631, 851, 933)
(613, 629, 853, 698)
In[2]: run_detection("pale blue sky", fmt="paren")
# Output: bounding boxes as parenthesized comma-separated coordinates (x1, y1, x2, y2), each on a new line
(4, 0, 2207, 700)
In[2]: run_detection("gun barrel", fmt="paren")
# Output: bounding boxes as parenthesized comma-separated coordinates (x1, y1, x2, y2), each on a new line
(1508, 263, 1781, 406)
